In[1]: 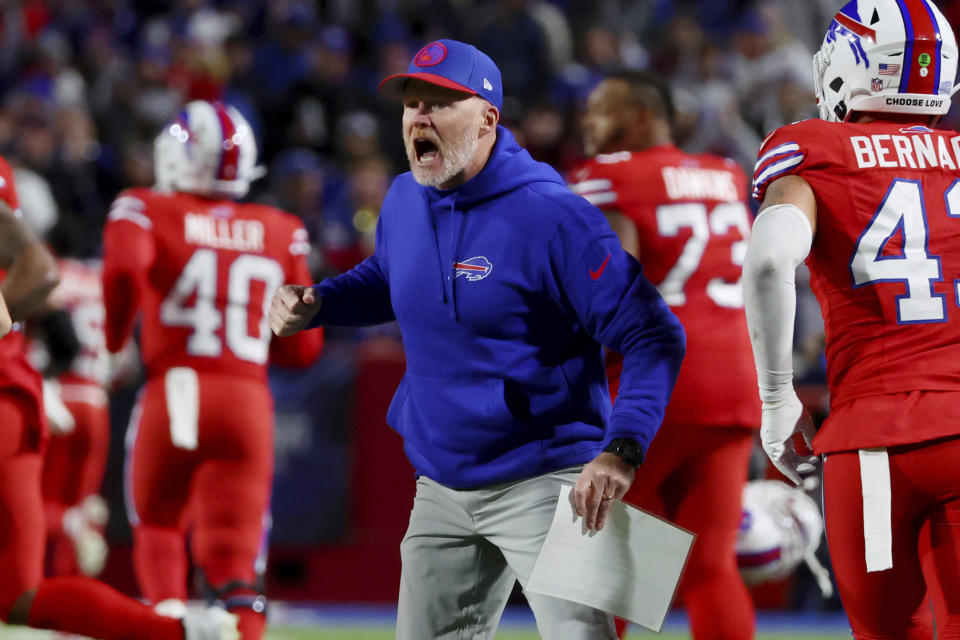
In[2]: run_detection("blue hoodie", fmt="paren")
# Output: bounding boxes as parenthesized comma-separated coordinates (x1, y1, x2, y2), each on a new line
(311, 126, 685, 488)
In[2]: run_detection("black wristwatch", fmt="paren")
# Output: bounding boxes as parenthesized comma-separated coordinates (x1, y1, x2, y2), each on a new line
(603, 437, 644, 470)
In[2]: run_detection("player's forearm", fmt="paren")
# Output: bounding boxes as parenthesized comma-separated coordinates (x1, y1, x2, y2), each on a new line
(742, 204, 812, 400)
(0, 291, 11, 338)
(0, 243, 59, 321)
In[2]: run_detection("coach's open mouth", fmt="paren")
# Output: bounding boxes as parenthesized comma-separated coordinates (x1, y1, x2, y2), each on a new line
(414, 138, 439, 163)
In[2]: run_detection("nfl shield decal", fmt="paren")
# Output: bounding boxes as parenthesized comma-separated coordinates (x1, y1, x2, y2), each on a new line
(454, 256, 493, 281)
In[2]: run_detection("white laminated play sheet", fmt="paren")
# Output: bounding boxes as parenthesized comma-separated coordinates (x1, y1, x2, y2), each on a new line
(527, 484, 694, 632)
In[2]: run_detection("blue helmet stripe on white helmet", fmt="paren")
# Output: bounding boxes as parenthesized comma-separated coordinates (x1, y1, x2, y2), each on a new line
(916, 0, 944, 93)
(898, 0, 917, 92)
(894, 0, 944, 95)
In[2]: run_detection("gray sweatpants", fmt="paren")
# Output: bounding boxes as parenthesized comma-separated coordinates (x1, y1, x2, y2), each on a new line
(396, 467, 617, 639)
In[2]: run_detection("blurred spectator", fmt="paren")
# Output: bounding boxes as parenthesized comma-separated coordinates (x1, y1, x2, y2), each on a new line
(729, 9, 814, 135)
(266, 148, 360, 278)
(277, 26, 373, 160)
(252, 3, 314, 101)
(345, 154, 392, 258)
(471, 0, 553, 115)
(334, 110, 383, 166)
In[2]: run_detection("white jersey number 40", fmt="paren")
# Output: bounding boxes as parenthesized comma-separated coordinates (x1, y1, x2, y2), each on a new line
(850, 178, 960, 324)
(160, 248, 284, 363)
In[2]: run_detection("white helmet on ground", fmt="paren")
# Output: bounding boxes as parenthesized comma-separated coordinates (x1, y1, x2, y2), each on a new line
(736, 480, 833, 597)
(813, 0, 958, 122)
(154, 100, 264, 199)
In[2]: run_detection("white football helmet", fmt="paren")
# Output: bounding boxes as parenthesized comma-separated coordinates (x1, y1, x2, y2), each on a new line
(813, 0, 958, 122)
(154, 100, 264, 199)
(736, 480, 833, 596)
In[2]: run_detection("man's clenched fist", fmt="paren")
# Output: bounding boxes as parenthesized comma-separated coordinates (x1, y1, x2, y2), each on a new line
(269, 284, 322, 337)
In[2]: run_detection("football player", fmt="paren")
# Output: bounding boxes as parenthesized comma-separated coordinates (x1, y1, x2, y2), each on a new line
(570, 70, 760, 640)
(39, 256, 112, 578)
(102, 100, 323, 640)
(0, 153, 237, 640)
(744, 1, 960, 636)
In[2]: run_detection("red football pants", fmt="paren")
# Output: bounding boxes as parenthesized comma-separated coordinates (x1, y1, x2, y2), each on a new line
(0, 389, 185, 638)
(127, 372, 273, 609)
(42, 398, 110, 574)
(0, 392, 45, 619)
(621, 424, 756, 640)
(823, 435, 960, 639)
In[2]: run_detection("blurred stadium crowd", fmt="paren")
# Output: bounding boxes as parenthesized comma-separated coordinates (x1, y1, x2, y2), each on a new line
(7, 0, 957, 277)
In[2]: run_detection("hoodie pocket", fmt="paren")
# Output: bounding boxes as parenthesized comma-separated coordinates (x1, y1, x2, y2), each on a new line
(386, 376, 410, 427)
(388, 372, 524, 457)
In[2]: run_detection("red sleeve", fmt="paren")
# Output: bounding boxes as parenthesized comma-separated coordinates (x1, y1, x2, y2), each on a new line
(102, 217, 155, 353)
(269, 221, 323, 368)
(0, 156, 20, 210)
(567, 157, 624, 212)
(752, 122, 816, 202)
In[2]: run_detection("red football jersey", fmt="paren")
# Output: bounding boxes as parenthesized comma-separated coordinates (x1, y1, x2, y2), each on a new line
(754, 119, 960, 452)
(102, 188, 322, 381)
(0, 155, 46, 448)
(571, 145, 760, 428)
(49, 258, 109, 389)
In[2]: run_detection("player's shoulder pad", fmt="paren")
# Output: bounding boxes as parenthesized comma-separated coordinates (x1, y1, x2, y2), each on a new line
(752, 119, 828, 202)
(106, 187, 156, 230)
(238, 202, 311, 257)
(567, 157, 627, 209)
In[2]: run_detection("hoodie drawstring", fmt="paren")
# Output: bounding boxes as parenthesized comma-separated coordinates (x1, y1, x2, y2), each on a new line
(448, 202, 468, 322)
(429, 208, 447, 304)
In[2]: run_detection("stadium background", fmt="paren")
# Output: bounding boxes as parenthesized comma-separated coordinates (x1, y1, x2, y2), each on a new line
(4, 0, 959, 637)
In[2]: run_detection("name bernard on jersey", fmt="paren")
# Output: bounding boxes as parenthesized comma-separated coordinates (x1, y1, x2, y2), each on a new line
(850, 131, 960, 170)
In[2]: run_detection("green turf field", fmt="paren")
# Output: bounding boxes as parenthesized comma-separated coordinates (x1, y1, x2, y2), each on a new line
(0, 624, 856, 640)
(265, 629, 850, 640)
(0, 624, 852, 639)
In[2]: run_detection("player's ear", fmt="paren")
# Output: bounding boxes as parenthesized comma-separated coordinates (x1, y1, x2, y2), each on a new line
(479, 101, 499, 135)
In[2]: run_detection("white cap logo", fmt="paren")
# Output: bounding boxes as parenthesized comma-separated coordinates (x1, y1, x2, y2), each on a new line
(483, 78, 493, 91)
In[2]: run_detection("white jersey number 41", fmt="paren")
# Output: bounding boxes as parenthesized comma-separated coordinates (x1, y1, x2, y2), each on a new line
(850, 178, 960, 324)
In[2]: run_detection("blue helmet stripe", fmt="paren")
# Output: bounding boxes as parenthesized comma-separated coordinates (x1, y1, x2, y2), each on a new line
(919, 0, 943, 93)
(896, 0, 916, 93)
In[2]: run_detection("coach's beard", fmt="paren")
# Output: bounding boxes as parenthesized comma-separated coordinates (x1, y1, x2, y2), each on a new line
(405, 126, 480, 188)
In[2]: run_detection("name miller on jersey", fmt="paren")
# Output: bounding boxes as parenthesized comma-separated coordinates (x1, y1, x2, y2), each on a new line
(184, 213, 266, 253)
(851, 132, 960, 170)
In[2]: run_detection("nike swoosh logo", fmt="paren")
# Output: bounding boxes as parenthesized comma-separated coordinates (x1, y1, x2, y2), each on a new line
(590, 252, 611, 280)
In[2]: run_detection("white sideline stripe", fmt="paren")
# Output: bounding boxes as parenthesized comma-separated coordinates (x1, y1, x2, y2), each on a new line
(859, 448, 893, 572)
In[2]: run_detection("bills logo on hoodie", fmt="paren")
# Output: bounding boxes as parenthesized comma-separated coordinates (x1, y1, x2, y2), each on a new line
(454, 256, 493, 281)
